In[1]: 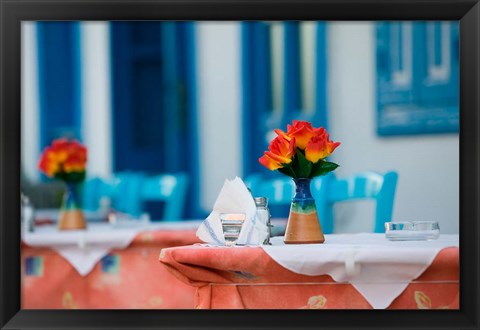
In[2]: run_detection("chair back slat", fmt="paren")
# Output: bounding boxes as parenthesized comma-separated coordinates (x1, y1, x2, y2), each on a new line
(328, 173, 384, 201)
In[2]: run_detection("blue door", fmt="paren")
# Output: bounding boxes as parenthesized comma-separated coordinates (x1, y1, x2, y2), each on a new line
(110, 22, 201, 218)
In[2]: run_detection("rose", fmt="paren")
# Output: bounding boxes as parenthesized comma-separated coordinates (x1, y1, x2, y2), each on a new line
(259, 120, 341, 178)
(258, 135, 296, 170)
(275, 120, 325, 150)
(305, 130, 341, 163)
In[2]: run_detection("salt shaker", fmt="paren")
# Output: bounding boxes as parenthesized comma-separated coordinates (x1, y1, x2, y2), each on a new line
(254, 197, 272, 245)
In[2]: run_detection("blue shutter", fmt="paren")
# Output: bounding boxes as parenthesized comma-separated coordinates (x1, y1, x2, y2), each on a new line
(418, 22, 459, 104)
(376, 21, 459, 136)
(376, 22, 416, 106)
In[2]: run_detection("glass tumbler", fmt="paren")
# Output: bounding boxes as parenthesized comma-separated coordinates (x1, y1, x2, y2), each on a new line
(220, 213, 245, 246)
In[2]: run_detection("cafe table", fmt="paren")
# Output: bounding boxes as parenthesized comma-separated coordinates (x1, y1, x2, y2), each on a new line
(159, 233, 459, 309)
(22, 220, 203, 309)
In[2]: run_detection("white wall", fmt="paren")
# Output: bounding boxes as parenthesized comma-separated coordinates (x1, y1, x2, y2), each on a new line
(196, 22, 243, 211)
(80, 22, 113, 178)
(327, 22, 459, 234)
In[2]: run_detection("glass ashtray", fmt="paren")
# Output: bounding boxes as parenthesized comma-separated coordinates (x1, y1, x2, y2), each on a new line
(385, 221, 440, 241)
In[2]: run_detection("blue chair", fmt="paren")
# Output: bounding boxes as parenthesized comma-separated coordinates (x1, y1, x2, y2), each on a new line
(245, 174, 295, 206)
(113, 172, 147, 216)
(312, 171, 398, 234)
(246, 171, 398, 234)
(81, 172, 144, 214)
(139, 173, 189, 220)
(82, 172, 189, 220)
(81, 176, 120, 211)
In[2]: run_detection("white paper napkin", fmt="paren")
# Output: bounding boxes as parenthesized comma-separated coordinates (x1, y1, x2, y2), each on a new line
(196, 177, 269, 245)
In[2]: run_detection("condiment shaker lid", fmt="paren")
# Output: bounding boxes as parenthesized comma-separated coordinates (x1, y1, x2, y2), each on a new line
(254, 197, 268, 207)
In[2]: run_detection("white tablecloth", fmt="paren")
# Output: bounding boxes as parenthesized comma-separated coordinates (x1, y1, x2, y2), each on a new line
(262, 233, 459, 309)
(22, 221, 202, 276)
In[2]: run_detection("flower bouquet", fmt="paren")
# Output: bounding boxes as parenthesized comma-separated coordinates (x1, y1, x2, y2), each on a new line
(259, 120, 340, 244)
(38, 138, 88, 230)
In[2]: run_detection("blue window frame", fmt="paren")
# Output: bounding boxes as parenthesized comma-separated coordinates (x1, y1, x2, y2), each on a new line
(376, 22, 459, 136)
(110, 22, 202, 219)
(242, 21, 328, 177)
(36, 22, 83, 149)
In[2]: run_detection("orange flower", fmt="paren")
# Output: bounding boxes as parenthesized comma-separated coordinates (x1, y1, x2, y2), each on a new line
(38, 138, 87, 178)
(38, 148, 61, 177)
(259, 135, 296, 170)
(259, 120, 341, 178)
(275, 120, 324, 150)
(305, 131, 341, 163)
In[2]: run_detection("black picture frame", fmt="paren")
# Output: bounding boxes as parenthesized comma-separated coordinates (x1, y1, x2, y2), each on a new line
(1, 0, 478, 329)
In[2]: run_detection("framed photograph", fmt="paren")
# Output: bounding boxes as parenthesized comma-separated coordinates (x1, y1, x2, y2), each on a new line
(1, 0, 478, 329)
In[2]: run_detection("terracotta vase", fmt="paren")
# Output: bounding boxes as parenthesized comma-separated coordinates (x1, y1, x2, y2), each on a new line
(284, 178, 325, 244)
(58, 183, 87, 230)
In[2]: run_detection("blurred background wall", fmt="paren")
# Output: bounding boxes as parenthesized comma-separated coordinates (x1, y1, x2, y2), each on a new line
(327, 22, 458, 233)
(21, 21, 459, 233)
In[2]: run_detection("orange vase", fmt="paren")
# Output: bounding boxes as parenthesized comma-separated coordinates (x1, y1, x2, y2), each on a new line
(58, 183, 87, 230)
(284, 178, 325, 244)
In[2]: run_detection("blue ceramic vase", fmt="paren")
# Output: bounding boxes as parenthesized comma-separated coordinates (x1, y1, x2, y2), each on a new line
(284, 178, 325, 244)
